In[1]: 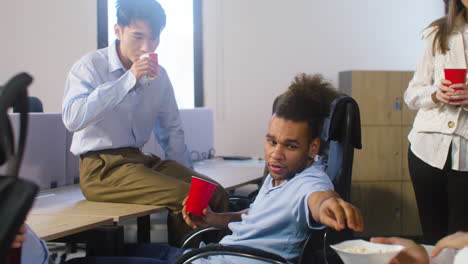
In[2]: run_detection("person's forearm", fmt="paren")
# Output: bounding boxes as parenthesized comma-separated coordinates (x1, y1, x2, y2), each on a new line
(213, 210, 248, 228)
(308, 191, 339, 223)
(63, 71, 135, 132)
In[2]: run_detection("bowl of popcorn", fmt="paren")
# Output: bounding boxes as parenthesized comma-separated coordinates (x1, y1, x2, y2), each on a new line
(331, 239, 404, 264)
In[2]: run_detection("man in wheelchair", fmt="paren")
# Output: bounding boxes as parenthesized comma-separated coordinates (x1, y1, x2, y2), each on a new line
(181, 73, 364, 263)
(64, 73, 363, 264)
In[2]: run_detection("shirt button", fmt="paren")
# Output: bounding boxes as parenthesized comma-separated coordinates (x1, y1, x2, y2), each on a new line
(448, 121, 455, 128)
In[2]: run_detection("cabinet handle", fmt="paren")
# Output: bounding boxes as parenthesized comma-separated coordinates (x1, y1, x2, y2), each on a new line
(394, 96, 402, 111)
(395, 207, 401, 221)
(393, 151, 399, 156)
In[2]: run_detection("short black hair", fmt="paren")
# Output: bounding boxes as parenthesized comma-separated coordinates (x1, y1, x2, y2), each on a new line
(273, 73, 340, 139)
(116, 0, 166, 39)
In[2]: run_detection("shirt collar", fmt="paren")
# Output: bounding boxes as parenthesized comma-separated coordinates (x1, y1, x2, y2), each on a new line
(108, 40, 126, 73)
(265, 163, 324, 192)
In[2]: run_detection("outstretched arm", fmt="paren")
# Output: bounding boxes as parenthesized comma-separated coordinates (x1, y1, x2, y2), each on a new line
(308, 190, 363, 232)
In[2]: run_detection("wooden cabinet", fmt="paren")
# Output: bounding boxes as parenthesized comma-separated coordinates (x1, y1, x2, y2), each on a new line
(353, 126, 402, 182)
(352, 182, 402, 237)
(339, 71, 421, 237)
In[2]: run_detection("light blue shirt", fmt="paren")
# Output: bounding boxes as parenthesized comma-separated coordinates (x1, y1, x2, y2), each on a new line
(196, 163, 334, 264)
(62, 41, 192, 167)
(22, 225, 49, 264)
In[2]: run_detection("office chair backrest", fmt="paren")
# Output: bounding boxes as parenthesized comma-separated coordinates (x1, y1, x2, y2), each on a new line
(321, 95, 361, 201)
(0, 73, 38, 261)
(298, 95, 361, 264)
(0, 73, 32, 174)
(13, 96, 43, 113)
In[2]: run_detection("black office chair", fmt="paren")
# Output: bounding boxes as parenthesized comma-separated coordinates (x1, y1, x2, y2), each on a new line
(298, 95, 362, 264)
(0, 73, 39, 261)
(13, 96, 43, 113)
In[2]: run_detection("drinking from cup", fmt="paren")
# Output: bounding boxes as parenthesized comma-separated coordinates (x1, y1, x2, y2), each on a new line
(185, 176, 218, 216)
(140, 52, 159, 80)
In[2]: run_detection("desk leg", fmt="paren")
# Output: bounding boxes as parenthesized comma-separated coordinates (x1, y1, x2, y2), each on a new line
(86, 225, 124, 256)
(137, 215, 151, 243)
(53, 225, 124, 256)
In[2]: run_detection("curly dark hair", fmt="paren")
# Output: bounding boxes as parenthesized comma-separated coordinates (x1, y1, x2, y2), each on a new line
(273, 73, 341, 139)
(116, 0, 166, 39)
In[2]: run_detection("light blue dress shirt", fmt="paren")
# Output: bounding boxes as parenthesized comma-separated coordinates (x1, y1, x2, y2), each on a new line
(195, 163, 334, 264)
(22, 225, 49, 264)
(62, 41, 192, 167)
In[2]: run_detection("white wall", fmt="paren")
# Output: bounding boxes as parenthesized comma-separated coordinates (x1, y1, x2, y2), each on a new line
(203, 0, 444, 158)
(0, 0, 97, 112)
(0, 1, 444, 158)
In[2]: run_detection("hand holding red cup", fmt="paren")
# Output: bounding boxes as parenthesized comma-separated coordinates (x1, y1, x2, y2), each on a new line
(185, 176, 218, 216)
(140, 52, 160, 80)
(444, 68, 467, 102)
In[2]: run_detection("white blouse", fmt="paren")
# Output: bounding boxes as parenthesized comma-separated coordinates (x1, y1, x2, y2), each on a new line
(405, 24, 468, 171)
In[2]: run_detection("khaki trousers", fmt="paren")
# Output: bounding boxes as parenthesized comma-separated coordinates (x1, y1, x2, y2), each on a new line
(79, 147, 229, 246)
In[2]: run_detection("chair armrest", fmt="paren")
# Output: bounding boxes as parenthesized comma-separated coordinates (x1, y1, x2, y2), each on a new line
(180, 227, 224, 249)
(174, 244, 288, 264)
(228, 195, 253, 211)
(297, 227, 353, 264)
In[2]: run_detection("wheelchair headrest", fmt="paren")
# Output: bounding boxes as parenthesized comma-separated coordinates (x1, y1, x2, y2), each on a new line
(321, 95, 362, 149)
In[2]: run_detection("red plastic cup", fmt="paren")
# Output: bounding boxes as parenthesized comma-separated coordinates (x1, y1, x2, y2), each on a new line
(139, 53, 159, 80)
(444, 68, 467, 90)
(444, 68, 467, 102)
(185, 176, 218, 216)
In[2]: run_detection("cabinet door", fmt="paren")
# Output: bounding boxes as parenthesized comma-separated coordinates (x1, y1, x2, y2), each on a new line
(348, 71, 407, 126)
(352, 182, 402, 237)
(402, 126, 412, 181)
(401, 181, 423, 236)
(401, 71, 418, 126)
(353, 126, 402, 182)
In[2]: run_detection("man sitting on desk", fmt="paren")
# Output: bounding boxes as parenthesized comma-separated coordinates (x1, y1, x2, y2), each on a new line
(61, 0, 228, 246)
(178, 73, 364, 263)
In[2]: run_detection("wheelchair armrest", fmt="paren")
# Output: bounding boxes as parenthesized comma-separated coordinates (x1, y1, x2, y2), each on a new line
(174, 244, 288, 264)
(298, 227, 353, 264)
(228, 195, 253, 203)
(229, 188, 263, 211)
(323, 227, 354, 264)
(180, 227, 224, 249)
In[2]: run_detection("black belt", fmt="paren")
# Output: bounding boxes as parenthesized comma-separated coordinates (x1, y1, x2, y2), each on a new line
(79, 147, 140, 159)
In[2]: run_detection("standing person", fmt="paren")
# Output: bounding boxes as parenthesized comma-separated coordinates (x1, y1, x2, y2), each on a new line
(62, 0, 228, 246)
(404, 0, 468, 245)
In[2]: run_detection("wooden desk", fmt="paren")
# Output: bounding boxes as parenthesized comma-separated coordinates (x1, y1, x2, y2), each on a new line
(28, 159, 264, 243)
(26, 214, 113, 241)
(30, 185, 165, 243)
(194, 158, 265, 191)
(32, 185, 164, 222)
